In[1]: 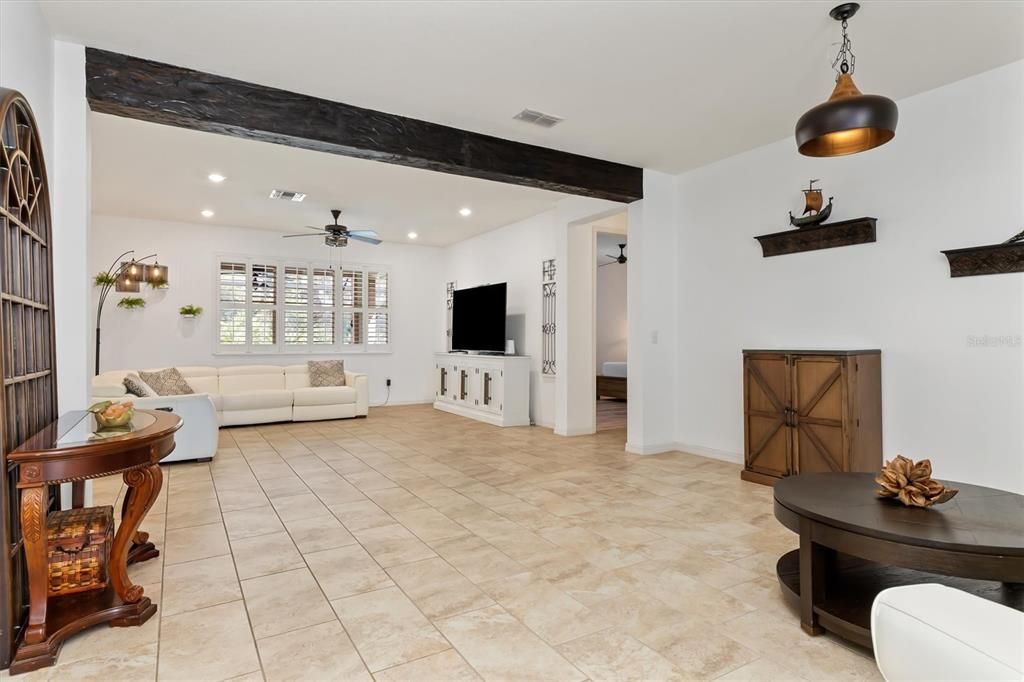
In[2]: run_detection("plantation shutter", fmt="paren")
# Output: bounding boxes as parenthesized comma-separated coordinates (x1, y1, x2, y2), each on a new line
(312, 268, 335, 345)
(366, 271, 389, 346)
(250, 263, 277, 346)
(218, 261, 247, 346)
(284, 266, 309, 345)
(341, 268, 364, 346)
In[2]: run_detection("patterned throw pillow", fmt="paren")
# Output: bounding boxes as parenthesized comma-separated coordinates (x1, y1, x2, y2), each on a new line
(122, 374, 153, 397)
(308, 360, 346, 387)
(137, 368, 195, 396)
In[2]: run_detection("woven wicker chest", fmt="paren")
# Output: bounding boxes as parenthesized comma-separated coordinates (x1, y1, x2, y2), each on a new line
(46, 505, 114, 596)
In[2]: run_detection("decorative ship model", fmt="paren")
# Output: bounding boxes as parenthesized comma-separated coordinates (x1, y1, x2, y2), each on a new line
(789, 179, 833, 228)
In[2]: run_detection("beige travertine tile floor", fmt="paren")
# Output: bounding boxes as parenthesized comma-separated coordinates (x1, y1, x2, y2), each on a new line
(14, 404, 880, 681)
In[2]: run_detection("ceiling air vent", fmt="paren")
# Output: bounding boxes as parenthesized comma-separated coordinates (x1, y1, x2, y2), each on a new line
(513, 109, 563, 128)
(268, 189, 307, 202)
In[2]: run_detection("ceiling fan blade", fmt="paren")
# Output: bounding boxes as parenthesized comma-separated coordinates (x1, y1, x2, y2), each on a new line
(599, 261, 617, 267)
(303, 226, 326, 231)
(604, 254, 619, 259)
(348, 230, 380, 239)
(282, 233, 325, 238)
(348, 233, 382, 245)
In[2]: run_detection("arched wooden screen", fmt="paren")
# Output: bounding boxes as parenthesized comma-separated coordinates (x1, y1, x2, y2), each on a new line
(0, 89, 57, 668)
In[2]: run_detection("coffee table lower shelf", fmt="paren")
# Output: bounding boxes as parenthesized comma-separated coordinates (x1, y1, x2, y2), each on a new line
(776, 549, 1024, 650)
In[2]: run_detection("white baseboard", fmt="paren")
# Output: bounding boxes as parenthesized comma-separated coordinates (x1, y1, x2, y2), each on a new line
(625, 440, 743, 464)
(625, 441, 677, 455)
(370, 399, 433, 407)
(673, 441, 743, 465)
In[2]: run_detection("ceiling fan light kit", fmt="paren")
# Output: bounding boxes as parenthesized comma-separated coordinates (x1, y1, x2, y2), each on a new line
(795, 3, 898, 157)
(282, 208, 382, 248)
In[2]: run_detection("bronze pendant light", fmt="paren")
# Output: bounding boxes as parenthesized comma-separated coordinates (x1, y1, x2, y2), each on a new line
(796, 3, 898, 157)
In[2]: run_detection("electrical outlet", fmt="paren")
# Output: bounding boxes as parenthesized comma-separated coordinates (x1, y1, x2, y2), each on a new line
(386, 378, 392, 387)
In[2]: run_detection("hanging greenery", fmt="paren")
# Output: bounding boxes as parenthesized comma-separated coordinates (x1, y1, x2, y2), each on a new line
(117, 296, 146, 310)
(179, 304, 203, 317)
(93, 271, 118, 286)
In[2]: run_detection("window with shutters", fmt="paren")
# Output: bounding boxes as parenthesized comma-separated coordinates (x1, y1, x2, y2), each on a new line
(216, 256, 388, 354)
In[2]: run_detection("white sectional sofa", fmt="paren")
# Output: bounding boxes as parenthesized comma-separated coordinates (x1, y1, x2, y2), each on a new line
(872, 584, 1024, 681)
(91, 364, 369, 461)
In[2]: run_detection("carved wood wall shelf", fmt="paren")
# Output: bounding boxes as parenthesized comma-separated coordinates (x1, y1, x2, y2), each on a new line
(755, 217, 877, 257)
(940, 243, 1024, 277)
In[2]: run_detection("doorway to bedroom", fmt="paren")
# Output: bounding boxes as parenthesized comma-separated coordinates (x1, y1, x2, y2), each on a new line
(595, 218, 627, 432)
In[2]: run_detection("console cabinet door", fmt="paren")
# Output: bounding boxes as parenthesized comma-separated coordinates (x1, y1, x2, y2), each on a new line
(479, 368, 504, 414)
(791, 355, 848, 474)
(743, 353, 790, 478)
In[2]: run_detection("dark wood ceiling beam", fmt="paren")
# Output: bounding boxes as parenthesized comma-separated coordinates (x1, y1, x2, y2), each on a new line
(84, 48, 643, 203)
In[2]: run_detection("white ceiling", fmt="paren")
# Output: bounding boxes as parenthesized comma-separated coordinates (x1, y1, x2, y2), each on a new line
(43, 1, 1023, 174)
(90, 113, 565, 246)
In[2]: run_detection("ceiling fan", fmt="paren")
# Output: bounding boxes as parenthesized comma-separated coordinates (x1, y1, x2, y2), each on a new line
(600, 243, 627, 266)
(282, 209, 382, 247)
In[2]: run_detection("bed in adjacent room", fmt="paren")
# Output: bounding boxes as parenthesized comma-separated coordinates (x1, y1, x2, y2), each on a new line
(597, 361, 627, 400)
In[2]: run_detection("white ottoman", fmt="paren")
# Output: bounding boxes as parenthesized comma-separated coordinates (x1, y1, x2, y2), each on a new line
(871, 584, 1024, 681)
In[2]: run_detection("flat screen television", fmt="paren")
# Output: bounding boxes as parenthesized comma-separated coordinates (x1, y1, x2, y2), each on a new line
(451, 283, 507, 353)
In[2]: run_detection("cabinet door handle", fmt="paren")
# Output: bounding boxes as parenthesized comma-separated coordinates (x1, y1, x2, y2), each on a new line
(440, 368, 447, 395)
(483, 372, 491, 405)
(460, 370, 467, 400)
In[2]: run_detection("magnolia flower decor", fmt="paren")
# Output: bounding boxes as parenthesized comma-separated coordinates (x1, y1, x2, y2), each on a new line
(875, 455, 958, 508)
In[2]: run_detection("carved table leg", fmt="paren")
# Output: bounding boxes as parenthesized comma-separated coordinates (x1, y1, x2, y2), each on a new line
(110, 464, 162, 604)
(20, 485, 49, 645)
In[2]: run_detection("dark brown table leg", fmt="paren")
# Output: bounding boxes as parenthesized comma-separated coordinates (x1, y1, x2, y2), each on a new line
(799, 517, 826, 636)
(20, 485, 49, 645)
(110, 464, 162, 604)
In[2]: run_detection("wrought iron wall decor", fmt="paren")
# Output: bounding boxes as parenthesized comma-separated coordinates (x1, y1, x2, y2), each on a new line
(446, 281, 456, 352)
(541, 259, 556, 375)
(0, 88, 59, 668)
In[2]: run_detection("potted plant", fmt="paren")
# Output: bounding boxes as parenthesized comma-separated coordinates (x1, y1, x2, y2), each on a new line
(179, 304, 203, 318)
(117, 296, 146, 310)
(93, 271, 118, 287)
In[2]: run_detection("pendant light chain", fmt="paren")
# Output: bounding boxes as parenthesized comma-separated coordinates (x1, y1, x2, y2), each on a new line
(831, 17, 856, 76)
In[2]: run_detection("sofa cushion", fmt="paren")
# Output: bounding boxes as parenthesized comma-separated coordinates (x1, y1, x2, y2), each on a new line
(138, 368, 195, 396)
(93, 383, 128, 398)
(220, 389, 293, 411)
(185, 375, 219, 395)
(123, 374, 154, 397)
(218, 365, 286, 393)
(284, 365, 311, 389)
(291, 386, 357, 407)
(308, 360, 346, 387)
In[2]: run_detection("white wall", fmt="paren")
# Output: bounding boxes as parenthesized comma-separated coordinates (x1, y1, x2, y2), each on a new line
(443, 209, 557, 426)
(1, 5, 92, 413)
(443, 197, 621, 428)
(52, 42, 91, 412)
(673, 61, 1024, 492)
(90, 215, 445, 405)
(596, 255, 627, 371)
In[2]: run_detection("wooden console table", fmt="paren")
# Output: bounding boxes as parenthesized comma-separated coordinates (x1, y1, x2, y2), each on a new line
(7, 409, 181, 674)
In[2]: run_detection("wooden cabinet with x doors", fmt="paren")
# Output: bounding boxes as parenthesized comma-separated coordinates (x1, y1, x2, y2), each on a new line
(741, 350, 882, 486)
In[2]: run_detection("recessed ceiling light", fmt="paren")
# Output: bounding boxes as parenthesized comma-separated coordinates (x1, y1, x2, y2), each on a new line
(459, 207, 472, 217)
(207, 173, 226, 183)
(407, 232, 418, 240)
(201, 209, 214, 218)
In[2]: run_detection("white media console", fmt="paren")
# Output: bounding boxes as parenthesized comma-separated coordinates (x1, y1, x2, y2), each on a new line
(433, 353, 531, 426)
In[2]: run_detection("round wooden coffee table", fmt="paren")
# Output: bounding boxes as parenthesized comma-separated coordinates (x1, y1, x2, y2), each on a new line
(773, 472, 1024, 649)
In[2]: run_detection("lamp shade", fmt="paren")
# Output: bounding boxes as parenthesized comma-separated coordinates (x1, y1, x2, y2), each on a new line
(795, 74, 898, 157)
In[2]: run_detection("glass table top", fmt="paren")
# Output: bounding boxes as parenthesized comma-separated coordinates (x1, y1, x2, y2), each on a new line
(56, 410, 158, 448)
